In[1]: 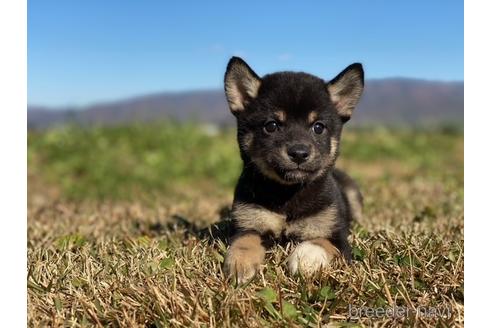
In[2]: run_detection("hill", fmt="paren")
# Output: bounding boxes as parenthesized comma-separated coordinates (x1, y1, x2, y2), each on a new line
(27, 78, 463, 128)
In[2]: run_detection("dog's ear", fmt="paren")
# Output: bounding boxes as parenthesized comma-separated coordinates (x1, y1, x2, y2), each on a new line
(224, 57, 261, 113)
(326, 63, 364, 123)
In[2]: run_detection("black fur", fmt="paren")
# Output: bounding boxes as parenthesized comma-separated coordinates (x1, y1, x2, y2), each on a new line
(224, 57, 364, 262)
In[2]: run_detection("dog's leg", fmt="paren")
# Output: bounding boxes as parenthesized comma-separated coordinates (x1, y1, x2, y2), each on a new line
(223, 232, 266, 284)
(330, 233, 353, 264)
(287, 238, 340, 275)
(333, 168, 364, 222)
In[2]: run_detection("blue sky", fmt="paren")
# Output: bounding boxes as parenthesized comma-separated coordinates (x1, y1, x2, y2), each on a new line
(28, 1, 463, 107)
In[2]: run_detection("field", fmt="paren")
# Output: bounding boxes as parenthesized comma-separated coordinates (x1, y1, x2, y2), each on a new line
(27, 123, 464, 327)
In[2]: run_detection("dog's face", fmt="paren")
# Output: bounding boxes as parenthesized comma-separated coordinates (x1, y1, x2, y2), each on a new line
(224, 57, 364, 184)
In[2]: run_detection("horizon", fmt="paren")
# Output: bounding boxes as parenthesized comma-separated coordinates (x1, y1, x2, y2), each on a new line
(28, 1, 463, 107)
(28, 76, 464, 110)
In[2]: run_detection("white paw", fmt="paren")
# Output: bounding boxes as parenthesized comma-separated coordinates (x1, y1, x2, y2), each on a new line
(288, 241, 333, 275)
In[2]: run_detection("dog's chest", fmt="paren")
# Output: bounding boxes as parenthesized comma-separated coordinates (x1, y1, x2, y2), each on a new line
(233, 202, 338, 241)
(234, 173, 339, 240)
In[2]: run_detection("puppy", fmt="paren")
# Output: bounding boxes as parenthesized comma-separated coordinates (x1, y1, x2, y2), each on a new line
(223, 57, 364, 283)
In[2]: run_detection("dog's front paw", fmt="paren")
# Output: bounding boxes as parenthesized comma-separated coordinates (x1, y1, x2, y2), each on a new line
(287, 239, 339, 275)
(224, 251, 261, 284)
(223, 234, 265, 284)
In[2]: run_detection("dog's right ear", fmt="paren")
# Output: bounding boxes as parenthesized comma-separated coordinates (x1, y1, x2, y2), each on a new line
(224, 57, 261, 113)
(326, 63, 364, 123)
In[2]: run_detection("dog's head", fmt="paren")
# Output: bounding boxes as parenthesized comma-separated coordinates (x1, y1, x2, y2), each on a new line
(224, 57, 364, 184)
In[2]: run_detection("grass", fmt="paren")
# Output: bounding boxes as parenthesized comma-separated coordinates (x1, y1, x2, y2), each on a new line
(27, 122, 463, 327)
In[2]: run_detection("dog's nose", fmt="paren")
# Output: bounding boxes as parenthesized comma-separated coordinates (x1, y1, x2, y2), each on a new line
(287, 144, 311, 164)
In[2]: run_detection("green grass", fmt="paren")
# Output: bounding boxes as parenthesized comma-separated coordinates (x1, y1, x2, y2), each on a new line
(28, 123, 462, 200)
(28, 122, 241, 200)
(27, 123, 464, 327)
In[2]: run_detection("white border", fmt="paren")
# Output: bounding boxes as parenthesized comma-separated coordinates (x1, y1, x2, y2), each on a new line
(1, 0, 474, 325)
(465, 0, 492, 326)
(0, 0, 27, 324)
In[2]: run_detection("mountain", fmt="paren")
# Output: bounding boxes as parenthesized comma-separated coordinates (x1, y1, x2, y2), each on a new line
(27, 78, 463, 129)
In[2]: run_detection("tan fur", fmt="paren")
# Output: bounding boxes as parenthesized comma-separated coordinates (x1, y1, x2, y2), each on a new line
(240, 132, 254, 151)
(325, 137, 339, 167)
(327, 70, 363, 118)
(274, 111, 286, 122)
(285, 205, 338, 240)
(308, 111, 318, 124)
(224, 233, 265, 283)
(309, 238, 340, 258)
(252, 158, 298, 185)
(224, 64, 261, 112)
(309, 138, 339, 181)
(333, 168, 364, 221)
(344, 185, 363, 221)
(232, 202, 286, 237)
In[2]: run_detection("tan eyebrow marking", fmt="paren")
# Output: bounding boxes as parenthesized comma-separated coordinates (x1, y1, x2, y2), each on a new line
(274, 111, 286, 122)
(308, 111, 318, 124)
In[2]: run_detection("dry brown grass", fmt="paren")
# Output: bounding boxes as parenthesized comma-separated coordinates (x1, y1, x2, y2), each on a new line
(27, 127, 463, 327)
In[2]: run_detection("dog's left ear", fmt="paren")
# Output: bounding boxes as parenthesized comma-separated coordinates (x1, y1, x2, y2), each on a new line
(224, 57, 262, 113)
(326, 63, 364, 123)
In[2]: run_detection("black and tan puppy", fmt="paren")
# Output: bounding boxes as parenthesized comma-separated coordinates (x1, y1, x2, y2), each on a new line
(223, 57, 364, 283)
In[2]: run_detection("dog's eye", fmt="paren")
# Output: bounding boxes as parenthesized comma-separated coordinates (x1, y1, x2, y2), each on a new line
(264, 121, 278, 133)
(312, 122, 325, 134)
